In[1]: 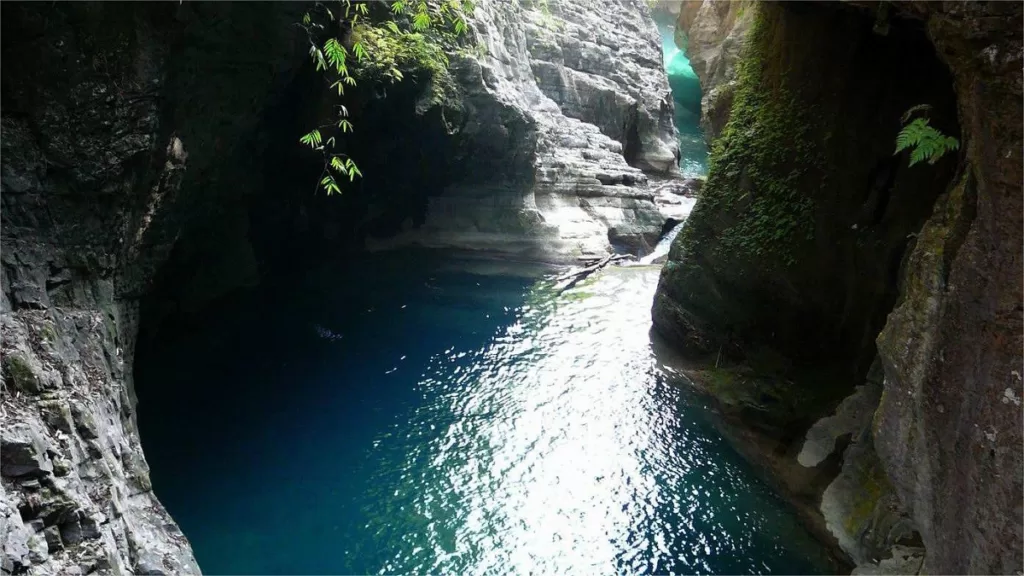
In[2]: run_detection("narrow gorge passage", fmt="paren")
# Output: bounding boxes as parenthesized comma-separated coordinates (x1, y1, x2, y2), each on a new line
(135, 252, 836, 574)
(656, 18, 708, 178)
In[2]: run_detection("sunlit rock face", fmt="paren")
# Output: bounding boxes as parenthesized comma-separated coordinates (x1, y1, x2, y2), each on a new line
(374, 0, 681, 261)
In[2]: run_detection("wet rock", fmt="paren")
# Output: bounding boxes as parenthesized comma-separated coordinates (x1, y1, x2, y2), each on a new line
(2, 520, 32, 571)
(37, 401, 74, 435)
(654, 177, 704, 198)
(1, 424, 52, 478)
(59, 515, 84, 547)
(372, 0, 677, 261)
(798, 376, 882, 468)
(70, 405, 101, 441)
(655, 1, 1023, 572)
(79, 514, 102, 541)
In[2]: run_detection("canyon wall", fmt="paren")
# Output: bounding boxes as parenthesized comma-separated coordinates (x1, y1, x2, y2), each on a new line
(0, 1, 680, 573)
(371, 0, 681, 260)
(653, 1, 1023, 573)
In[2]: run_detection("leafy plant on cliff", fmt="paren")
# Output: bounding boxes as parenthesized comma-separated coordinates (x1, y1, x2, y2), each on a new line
(894, 104, 959, 167)
(298, 0, 474, 195)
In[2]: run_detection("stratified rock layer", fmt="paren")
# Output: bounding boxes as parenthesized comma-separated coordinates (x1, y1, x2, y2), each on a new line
(371, 0, 679, 260)
(0, 3, 305, 573)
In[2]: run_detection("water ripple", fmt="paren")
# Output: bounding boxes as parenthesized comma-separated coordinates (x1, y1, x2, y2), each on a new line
(141, 254, 834, 575)
(361, 266, 831, 575)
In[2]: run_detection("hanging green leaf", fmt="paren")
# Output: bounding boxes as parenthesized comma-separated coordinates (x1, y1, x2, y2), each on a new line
(324, 38, 348, 74)
(413, 11, 431, 30)
(353, 42, 368, 62)
(299, 129, 322, 148)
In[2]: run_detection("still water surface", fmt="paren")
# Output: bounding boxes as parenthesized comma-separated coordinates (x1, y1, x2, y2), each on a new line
(138, 252, 834, 574)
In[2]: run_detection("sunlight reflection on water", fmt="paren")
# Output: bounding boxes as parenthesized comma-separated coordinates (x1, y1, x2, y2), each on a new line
(361, 265, 831, 575)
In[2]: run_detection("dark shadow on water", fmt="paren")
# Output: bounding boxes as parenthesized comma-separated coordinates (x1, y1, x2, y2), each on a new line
(136, 250, 543, 574)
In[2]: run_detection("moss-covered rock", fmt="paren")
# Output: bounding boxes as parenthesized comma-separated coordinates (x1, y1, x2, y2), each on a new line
(3, 353, 41, 394)
(653, 1, 958, 377)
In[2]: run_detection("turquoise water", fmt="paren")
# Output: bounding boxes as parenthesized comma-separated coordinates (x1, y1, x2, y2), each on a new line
(658, 21, 709, 177)
(137, 251, 836, 575)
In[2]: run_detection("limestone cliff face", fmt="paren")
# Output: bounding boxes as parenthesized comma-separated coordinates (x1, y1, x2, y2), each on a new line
(652, 1, 1022, 573)
(674, 0, 753, 142)
(374, 0, 680, 260)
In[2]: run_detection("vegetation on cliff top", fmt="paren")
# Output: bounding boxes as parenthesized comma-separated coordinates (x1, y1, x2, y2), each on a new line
(298, 0, 474, 195)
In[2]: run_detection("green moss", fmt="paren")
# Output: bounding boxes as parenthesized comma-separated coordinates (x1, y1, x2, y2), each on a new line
(4, 354, 39, 394)
(841, 453, 890, 537)
(690, 3, 822, 267)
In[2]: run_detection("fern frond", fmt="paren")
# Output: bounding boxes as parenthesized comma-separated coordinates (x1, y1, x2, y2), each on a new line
(896, 116, 958, 167)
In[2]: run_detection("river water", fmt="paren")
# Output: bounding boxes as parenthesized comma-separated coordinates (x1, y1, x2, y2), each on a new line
(137, 251, 835, 574)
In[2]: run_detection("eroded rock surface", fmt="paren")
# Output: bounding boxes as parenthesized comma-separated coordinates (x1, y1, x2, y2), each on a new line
(372, 0, 680, 260)
(1, 2, 306, 573)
